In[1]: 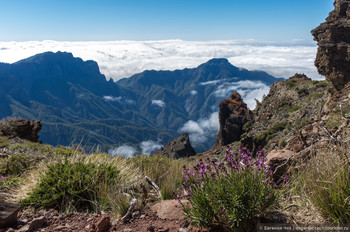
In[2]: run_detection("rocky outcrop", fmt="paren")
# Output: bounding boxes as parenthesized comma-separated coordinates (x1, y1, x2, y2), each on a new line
(312, 0, 350, 90)
(0, 118, 42, 142)
(154, 133, 196, 159)
(214, 91, 253, 147)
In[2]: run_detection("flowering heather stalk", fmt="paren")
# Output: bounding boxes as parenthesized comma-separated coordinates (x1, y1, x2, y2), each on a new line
(176, 146, 282, 231)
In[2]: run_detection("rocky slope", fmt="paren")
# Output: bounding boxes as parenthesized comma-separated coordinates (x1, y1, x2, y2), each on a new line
(240, 74, 330, 153)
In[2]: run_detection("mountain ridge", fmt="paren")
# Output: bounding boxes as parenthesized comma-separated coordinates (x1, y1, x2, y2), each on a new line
(0, 52, 283, 153)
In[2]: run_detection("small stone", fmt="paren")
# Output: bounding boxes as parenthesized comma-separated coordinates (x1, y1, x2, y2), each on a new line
(95, 215, 110, 232)
(132, 210, 140, 218)
(147, 225, 155, 231)
(159, 228, 169, 232)
(179, 228, 187, 232)
(123, 229, 133, 232)
(54, 225, 67, 230)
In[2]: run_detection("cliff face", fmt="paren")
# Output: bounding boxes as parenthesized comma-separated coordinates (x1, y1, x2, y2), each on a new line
(214, 91, 253, 147)
(312, 0, 350, 90)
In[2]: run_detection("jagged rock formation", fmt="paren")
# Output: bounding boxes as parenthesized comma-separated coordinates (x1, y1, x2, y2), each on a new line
(214, 91, 253, 147)
(154, 133, 196, 159)
(312, 0, 350, 90)
(0, 118, 42, 142)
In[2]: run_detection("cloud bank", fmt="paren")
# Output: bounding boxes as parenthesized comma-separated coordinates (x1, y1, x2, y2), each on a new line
(0, 40, 322, 81)
(108, 145, 137, 158)
(214, 80, 270, 110)
(140, 140, 163, 155)
(180, 112, 219, 145)
(103, 95, 135, 104)
(108, 139, 163, 157)
(152, 100, 165, 108)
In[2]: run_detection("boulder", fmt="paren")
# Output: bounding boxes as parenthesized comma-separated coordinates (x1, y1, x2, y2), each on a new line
(154, 133, 196, 159)
(0, 118, 42, 142)
(312, 0, 350, 90)
(152, 200, 190, 220)
(267, 149, 295, 183)
(214, 91, 253, 147)
(0, 200, 20, 228)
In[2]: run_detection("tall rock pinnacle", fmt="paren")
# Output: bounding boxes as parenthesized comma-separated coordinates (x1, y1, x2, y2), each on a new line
(214, 91, 253, 148)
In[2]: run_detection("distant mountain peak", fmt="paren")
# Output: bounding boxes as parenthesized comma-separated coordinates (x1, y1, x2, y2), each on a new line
(205, 58, 230, 64)
(14, 51, 75, 64)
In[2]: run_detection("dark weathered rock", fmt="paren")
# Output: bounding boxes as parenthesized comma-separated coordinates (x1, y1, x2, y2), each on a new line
(0, 200, 20, 228)
(214, 91, 253, 147)
(267, 149, 295, 182)
(18, 216, 46, 232)
(312, 0, 350, 90)
(94, 215, 110, 232)
(0, 118, 42, 142)
(154, 133, 196, 159)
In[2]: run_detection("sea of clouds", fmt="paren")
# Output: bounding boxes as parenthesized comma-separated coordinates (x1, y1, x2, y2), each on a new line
(0, 39, 323, 156)
(0, 40, 322, 81)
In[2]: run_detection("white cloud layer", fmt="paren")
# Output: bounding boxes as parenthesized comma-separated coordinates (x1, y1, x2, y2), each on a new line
(214, 80, 271, 110)
(140, 140, 162, 155)
(190, 90, 198, 95)
(180, 112, 219, 145)
(0, 40, 322, 81)
(103, 95, 135, 104)
(108, 139, 163, 157)
(152, 100, 165, 108)
(108, 145, 137, 158)
(103, 96, 122, 102)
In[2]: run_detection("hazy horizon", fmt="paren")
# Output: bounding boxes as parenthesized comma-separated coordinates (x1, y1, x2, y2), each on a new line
(0, 39, 322, 81)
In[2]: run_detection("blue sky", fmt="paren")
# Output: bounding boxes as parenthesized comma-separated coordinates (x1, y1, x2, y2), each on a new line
(1, 0, 333, 41)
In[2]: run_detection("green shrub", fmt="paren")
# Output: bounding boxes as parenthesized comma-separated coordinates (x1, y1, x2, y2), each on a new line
(278, 137, 288, 148)
(0, 137, 9, 148)
(325, 112, 342, 129)
(297, 88, 309, 96)
(242, 121, 254, 132)
(307, 92, 324, 100)
(20, 155, 126, 212)
(315, 81, 329, 88)
(287, 80, 296, 88)
(288, 105, 302, 113)
(0, 153, 30, 176)
(178, 148, 279, 231)
(254, 121, 288, 148)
